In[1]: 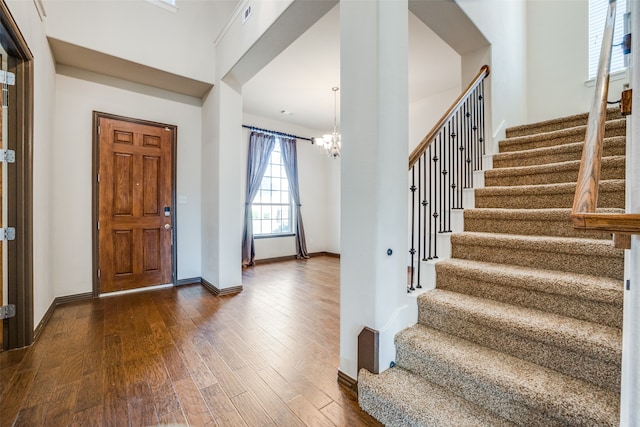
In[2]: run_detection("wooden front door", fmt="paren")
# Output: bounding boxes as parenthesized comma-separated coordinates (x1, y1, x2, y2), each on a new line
(97, 115, 175, 293)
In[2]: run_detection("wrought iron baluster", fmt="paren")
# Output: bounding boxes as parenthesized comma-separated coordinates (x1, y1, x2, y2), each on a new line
(480, 82, 485, 157)
(422, 153, 428, 262)
(416, 158, 422, 289)
(409, 167, 416, 291)
(407, 66, 489, 292)
(427, 146, 433, 259)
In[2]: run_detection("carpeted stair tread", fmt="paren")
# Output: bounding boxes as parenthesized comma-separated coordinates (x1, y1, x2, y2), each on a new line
(417, 290, 621, 391)
(436, 258, 623, 329)
(463, 207, 622, 239)
(360, 107, 626, 425)
(474, 179, 625, 209)
(418, 289, 621, 364)
(358, 367, 515, 427)
(450, 232, 624, 280)
(499, 118, 625, 153)
(395, 325, 620, 426)
(505, 108, 622, 138)
(437, 258, 622, 306)
(492, 136, 626, 169)
(484, 155, 625, 186)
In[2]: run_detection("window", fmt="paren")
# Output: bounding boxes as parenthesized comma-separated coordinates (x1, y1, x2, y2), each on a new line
(252, 139, 293, 237)
(588, 0, 627, 80)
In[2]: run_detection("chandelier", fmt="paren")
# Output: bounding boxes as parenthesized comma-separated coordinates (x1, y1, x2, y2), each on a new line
(314, 87, 341, 158)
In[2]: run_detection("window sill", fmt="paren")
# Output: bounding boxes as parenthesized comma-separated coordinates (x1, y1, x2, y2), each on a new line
(254, 233, 296, 240)
(584, 68, 628, 87)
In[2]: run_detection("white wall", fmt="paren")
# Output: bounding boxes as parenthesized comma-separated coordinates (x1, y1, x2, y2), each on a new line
(409, 86, 462, 151)
(53, 72, 202, 297)
(527, 0, 628, 123)
(458, 0, 528, 141)
(241, 113, 340, 259)
(6, 0, 57, 327)
(45, 0, 234, 84)
(620, 2, 640, 422)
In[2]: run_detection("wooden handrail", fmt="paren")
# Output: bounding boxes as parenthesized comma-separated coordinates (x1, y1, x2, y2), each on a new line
(573, 213, 640, 234)
(571, 0, 640, 236)
(408, 65, 490, 169)
(572, 0, 616, 216)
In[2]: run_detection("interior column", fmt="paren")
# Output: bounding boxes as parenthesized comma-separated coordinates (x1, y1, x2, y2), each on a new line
(200, 79, 243, 292)
(339, 0, 410, 379)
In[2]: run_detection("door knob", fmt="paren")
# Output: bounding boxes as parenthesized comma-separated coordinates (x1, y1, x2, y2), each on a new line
(164, 224, 171, 230)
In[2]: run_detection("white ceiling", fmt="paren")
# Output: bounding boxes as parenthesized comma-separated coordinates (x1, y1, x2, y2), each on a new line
(47, 1, 462, 135)
(242, 5, 461, 134)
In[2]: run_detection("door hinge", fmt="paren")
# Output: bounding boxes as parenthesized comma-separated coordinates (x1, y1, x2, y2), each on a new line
(0, 304, 16, 320)
(1, 149, 15, 163)
(626, 280, 631, 291)
(97, 221, 100, 230)
(97, 268, 101, 278)
(0, 227, 16, 241)
(0, 70, 16, 86)
(97, 173, 100, 183)
(97, 126, 101, 135)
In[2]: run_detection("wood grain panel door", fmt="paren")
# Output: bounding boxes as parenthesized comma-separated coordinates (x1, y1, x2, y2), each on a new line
(98, 116, 174, 293)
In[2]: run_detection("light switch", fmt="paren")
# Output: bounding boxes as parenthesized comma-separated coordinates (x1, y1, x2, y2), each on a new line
(178, 195, 188, 204)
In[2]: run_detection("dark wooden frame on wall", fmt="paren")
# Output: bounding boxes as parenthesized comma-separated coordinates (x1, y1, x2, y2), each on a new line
(0, 0, 35, 349)
(92, 111, 178, 296)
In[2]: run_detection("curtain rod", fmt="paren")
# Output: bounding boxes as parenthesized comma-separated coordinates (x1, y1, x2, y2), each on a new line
(242, 125, 314, 142)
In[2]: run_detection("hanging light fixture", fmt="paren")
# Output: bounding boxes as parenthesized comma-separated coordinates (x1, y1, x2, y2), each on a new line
(314, 87, 341, 158)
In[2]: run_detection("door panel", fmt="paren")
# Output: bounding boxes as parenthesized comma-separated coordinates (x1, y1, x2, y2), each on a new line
(98, 117, 173, 293)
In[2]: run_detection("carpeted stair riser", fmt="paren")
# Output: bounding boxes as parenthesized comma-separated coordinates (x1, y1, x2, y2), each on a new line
(358, 368, 515, 427)
(394, 325, 620, 426)
(499, 119, 625, 153)
(450, 232, 624, 280)
(474, 179, 625, 210)
(463, 208, 620, 240)
(417, 290, 621, 391)
(492, 136, 626, 169)
(436, 259, 623, 329)
(484, 156, 625, 187)
(506, 108, 622, 138)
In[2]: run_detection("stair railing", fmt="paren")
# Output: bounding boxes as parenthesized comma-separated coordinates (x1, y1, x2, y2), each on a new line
(408, 65, 490, 291)
(572, 0, 640, 241)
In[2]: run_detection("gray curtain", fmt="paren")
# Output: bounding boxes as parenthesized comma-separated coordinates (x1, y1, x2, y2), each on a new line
(280, 136, 310, 259)
(242, 132, 276, 266)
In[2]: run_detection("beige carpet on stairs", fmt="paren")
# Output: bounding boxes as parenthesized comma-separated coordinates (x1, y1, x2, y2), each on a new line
(358, 109, 625, 426)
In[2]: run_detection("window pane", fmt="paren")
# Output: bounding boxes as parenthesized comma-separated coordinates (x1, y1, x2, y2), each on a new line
(589, 0, 627, 79)
(251, 139, 294, 236)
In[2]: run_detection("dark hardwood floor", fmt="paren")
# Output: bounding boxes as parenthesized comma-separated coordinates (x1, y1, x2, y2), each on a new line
(0, 256, 381, 426)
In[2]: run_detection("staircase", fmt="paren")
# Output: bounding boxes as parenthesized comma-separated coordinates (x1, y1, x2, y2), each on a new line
(358, 109, 626, 426)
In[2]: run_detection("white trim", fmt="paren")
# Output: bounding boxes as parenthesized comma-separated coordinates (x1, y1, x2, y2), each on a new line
(99, 283, 173, 298)
(584, 68, 629, 87)
(145, 0, 178, 13)
(33, 0, 46, 21)
(214, 0, 249, 46)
